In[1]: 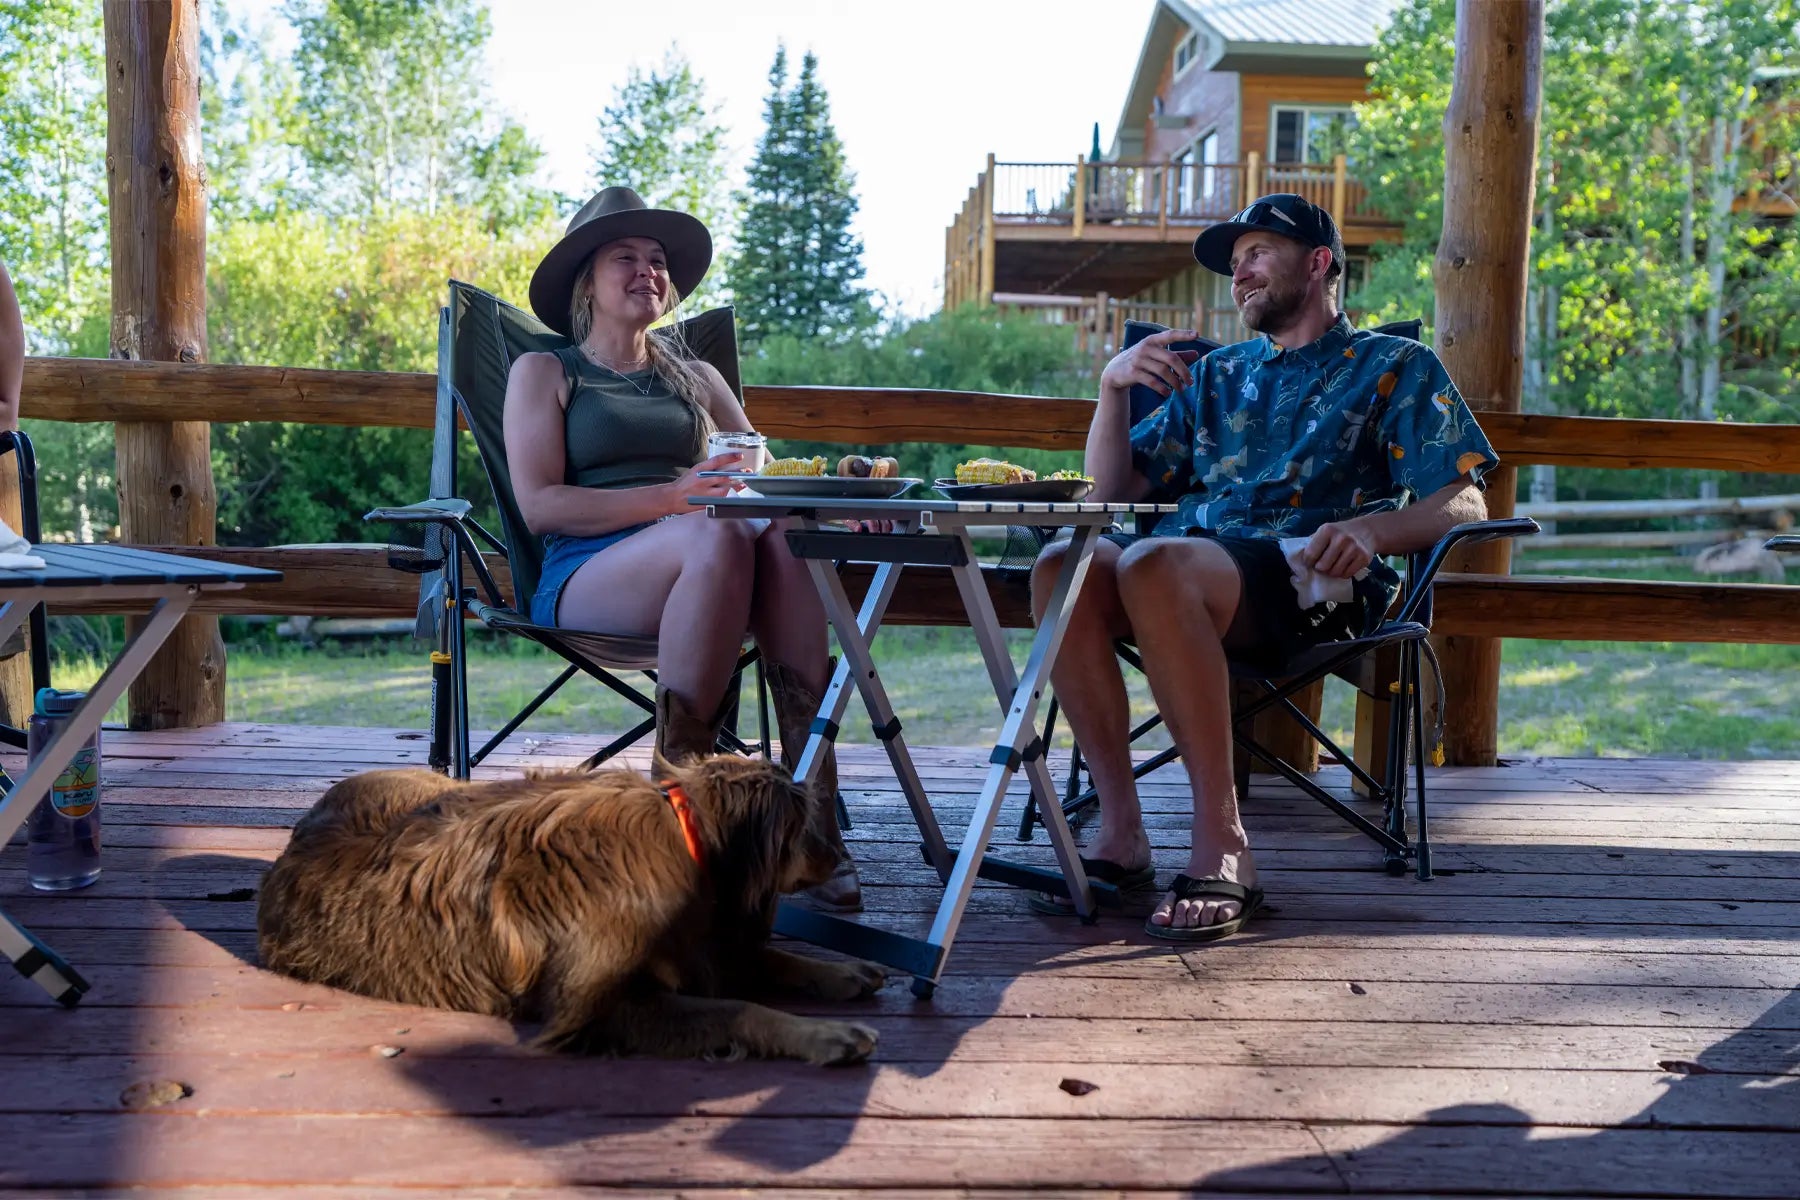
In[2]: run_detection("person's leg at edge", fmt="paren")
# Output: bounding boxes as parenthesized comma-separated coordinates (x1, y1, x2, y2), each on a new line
(1113, 537, 1256, 932)
(1030, 537, 1150, 873)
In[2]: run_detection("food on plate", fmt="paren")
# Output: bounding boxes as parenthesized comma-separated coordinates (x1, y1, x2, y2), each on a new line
(836, 454, 900, 479)
(954, 458, 1036, 485)
(759, 456, 828, 477)
(1046, 469, 1093, 481)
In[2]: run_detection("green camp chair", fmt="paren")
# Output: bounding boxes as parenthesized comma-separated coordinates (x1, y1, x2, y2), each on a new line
(367, 280, 768, 779)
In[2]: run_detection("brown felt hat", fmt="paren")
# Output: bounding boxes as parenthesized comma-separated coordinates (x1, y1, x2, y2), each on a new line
(528, 187, 713, 337)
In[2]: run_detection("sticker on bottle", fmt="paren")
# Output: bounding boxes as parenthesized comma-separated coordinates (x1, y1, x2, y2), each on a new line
(50, 746, 99, 819)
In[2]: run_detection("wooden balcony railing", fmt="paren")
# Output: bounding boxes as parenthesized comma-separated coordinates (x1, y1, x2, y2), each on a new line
(947, 153, 1394, 309)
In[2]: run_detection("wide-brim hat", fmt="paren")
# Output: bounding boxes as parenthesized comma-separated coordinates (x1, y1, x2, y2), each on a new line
(528, 186, 713, 337)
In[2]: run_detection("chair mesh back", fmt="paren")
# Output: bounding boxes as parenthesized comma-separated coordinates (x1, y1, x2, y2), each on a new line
(443, 279, 743, 608)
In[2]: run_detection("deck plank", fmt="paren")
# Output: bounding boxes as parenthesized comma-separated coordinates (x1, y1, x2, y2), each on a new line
(0, 722, 1795, 1197)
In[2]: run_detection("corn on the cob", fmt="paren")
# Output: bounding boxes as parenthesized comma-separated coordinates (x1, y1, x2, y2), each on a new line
(759, 455, 828, 477)
(955, 458, 1036, 485)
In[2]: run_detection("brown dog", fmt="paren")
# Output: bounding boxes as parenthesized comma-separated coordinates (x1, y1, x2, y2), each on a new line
(256, 752, 884, 1064)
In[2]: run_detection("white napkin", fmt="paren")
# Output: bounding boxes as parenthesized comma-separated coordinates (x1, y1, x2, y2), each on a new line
(0, 516, 46, 570)
(1280, 536, 1357, 608)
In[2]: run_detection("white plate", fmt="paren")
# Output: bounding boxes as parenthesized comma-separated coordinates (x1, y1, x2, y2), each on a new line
(698, 472, 920, 499)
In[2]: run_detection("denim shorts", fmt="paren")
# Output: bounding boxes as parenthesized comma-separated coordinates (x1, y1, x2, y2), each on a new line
(528, 524, 652, 627)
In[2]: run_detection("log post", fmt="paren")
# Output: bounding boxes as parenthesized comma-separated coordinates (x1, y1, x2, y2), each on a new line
(104, 0, 226, 729)
(1332, 152, 1348, 220)
(1428, 0, 1544, 765)
(1246, 151, 1263, 201)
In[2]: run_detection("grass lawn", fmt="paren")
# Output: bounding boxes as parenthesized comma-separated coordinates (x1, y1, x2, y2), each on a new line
(58, 626, 1800, 760)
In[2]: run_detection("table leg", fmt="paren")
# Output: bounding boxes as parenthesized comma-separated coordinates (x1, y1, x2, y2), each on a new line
(943, 522, 1106, 920)
(0, 590, 195, 1005)
(920, 525, 1107, 985)
(793, 525, 953, 875)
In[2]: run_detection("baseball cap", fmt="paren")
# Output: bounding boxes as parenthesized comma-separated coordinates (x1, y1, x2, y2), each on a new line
(1193, 193, 1345, 276)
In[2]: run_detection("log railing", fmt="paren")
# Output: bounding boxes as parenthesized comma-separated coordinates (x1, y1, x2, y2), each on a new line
(19, 354, 1800, 755)
(23, 356, 1800, 470)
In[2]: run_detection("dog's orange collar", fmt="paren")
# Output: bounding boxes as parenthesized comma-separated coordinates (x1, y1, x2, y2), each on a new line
(659, 781, 706, 869)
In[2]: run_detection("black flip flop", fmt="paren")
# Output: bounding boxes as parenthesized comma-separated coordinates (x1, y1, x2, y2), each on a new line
(1026, 856, 1157, 916)
(1142, 874, 1265, 942)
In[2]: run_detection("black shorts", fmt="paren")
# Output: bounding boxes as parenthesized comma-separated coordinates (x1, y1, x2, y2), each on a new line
(1103, 530, 1377, 671)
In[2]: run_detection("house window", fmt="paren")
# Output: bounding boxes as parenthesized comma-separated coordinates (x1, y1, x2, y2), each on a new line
(1173, 131, 1222, 215)
(1271, 105, 1357, 164)
(1174, 30, 1200, 75)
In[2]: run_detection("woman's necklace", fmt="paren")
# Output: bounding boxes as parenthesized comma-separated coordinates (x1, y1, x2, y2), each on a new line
(580, 341, 654, 396)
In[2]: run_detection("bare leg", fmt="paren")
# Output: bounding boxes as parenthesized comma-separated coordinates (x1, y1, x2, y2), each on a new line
(1030, 537, 1150, 872)
(1114, 537, 1257, 932)
(749, 518, 830, 694)
(555, 513, 758, 717)
(554, 992, 878, 1065)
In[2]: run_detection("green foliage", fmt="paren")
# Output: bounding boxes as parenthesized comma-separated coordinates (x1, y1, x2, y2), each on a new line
(731, 47, 874, 345)
(591, 47, 734, 311)
(1349, 0, 1800, 426)
(744, 304, 1092, 482)
(0, 0, 107, 352)
(207, 205, 556, 544)
(282, 0, 555, 228)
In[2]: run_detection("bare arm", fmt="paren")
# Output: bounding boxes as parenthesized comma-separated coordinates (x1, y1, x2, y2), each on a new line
(502, 352, 737, 537)
(1303, 478, 1489, 578)
(0, 260, 22, 431)
(1087, 328, 1202, 503)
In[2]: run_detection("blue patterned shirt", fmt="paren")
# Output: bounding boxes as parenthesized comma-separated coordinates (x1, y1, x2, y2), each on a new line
(1128, 314, 1500, 603)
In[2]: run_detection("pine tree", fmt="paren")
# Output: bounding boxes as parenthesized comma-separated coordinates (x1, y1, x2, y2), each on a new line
(732, 47, 873, 345)
(592, 47, 734, 310)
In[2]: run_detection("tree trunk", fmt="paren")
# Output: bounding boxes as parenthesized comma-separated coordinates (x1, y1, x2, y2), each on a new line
(1429, 0, 1544, 767)
(104, 0, 226, 729)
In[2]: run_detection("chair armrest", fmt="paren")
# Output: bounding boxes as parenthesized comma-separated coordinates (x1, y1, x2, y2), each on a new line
(1397, 517, 1541, 624)
(1767, 534, 1800, 555)
(364, 497, 473, 525)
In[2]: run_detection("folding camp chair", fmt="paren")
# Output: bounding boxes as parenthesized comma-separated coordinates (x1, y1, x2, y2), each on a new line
(366, 280, 768, 779)
(0, 429, 51, 766)
(1017, 318, 1537, 880)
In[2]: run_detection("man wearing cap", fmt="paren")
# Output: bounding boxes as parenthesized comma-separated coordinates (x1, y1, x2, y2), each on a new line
(1032, 194, 1499, 942)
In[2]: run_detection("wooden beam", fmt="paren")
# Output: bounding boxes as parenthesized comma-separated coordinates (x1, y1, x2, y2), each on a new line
(1072, 155, 1087, 239)
(1429, 0, 1544, 766)
(981, 153, 997, 305)
(104, 0, 224, 731)
(19, 359, 1800, 474)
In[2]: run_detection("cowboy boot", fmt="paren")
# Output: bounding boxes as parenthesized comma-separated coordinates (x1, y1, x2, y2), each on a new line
(655, 684, 724, 766)
(766, 662, 863, 913)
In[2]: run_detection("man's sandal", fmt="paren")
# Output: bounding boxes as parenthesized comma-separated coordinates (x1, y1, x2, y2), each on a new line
(1027, 857, 1158, 916)
(1142, 874, 1265, 942)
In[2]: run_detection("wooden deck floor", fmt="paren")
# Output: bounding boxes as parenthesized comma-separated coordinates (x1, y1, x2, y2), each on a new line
(2, 723, 1797, 1197)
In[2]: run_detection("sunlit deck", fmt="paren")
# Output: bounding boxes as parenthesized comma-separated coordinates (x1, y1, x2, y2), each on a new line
(3, 723, 1797, 1195)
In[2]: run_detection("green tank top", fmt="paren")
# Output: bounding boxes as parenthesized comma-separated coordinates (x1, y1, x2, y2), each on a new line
(553, 346, 708, 490)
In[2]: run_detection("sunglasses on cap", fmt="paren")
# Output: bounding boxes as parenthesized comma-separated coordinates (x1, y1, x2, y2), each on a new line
(1228, 196, 1312, 228)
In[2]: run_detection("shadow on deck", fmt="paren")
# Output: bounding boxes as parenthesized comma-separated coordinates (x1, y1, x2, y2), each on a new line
(2, 725, 1795, 1195)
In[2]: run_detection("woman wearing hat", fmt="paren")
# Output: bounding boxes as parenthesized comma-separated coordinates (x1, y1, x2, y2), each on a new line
(505, 187, 861, 912)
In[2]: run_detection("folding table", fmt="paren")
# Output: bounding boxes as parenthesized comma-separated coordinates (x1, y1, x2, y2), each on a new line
(0, 544, 281, 1005)
(701, 494, 1173, 997)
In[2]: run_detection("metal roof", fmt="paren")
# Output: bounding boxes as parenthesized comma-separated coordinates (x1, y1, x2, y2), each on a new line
(1174, 0, 1402, 49)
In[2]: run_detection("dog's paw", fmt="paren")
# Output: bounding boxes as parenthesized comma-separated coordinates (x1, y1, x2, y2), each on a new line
(798, 1018, 878, 1066)
(803, 959, 888, 1002)
(839, 958, 888, 999)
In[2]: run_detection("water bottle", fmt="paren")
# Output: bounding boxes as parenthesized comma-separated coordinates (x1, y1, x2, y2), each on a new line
(26, 688, 102, 891)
